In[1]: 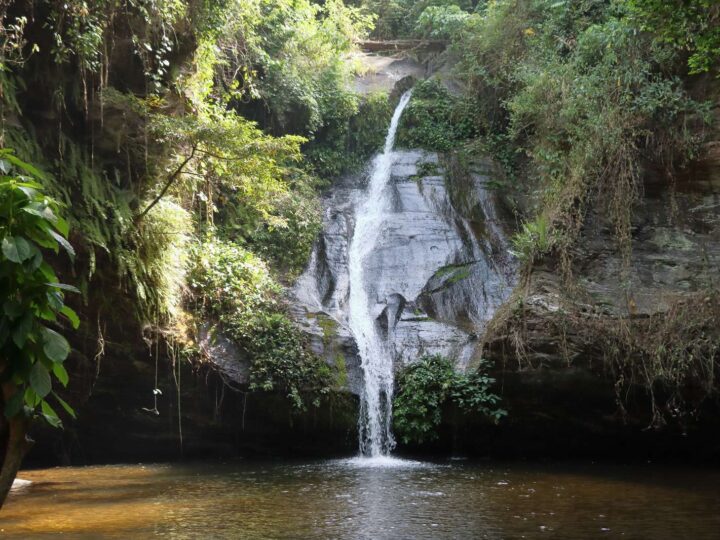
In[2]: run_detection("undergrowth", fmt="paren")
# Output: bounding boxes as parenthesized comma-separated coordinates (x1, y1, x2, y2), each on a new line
(188, 238, 332, 410)
(393, 355, 505, 445)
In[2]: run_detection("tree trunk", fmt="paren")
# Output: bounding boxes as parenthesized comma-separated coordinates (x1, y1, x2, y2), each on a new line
(0, 384, 32, 509)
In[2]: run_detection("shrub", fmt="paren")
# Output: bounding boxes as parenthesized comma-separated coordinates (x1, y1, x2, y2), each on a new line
(393, 355, 505, 445)
(188, 238, 331, 410)
(396, 79, 477, 151)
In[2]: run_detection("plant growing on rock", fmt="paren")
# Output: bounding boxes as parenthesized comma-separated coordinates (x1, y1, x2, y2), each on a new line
(0, 151, 77, 508)
(189, 238, 331, 410)
(393, 355, 505, 445)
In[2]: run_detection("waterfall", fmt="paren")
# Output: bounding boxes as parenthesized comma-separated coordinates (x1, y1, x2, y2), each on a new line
(348, 90, 413, 457)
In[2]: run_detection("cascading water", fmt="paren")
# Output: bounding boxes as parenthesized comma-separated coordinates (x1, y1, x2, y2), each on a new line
(348, 90, 413, 457)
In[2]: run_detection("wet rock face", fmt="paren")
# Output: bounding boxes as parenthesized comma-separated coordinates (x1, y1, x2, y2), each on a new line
(292, 150, 516, 391)
(486, 160, 720, 371)
(474, 154, 720, 452)
(575, 168, 720, 317)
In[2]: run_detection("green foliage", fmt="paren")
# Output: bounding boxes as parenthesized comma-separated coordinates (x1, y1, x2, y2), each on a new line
(189, 238, 331, 409)
(39, 0, 222, 93)
(510, 214, 552, 264)
(216, 0, 373, 135)
(393, 355, 505, 445)
(305, 91, 392, 178)
(120, 199, 193, 321)
(625, 0, 720, 75)
(360, 0, 473, 39)
(111, 90, 321, 277)
(397, 79, 477, 151)
(415, 4, 470, 39)
(0, 150, 77, 428)
(438, 0, 713, 263)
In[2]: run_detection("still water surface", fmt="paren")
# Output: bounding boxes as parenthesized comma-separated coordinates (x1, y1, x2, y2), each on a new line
(3, 458, 719, 539)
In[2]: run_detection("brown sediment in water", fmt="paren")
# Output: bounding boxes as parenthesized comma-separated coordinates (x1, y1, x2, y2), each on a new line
(2, 461, 720, 539)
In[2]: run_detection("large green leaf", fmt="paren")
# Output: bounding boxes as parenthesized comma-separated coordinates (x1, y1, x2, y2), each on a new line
(47, 291, 63, 312)
(48, 229, 75, 259)
(2, 236, 32, 263)
(52, 362, 69, 387)
(11, 312, 33, 348)
(38, 261, 58, 283)
(52, 391, 76, 419)
(54, 216, 70, 238)
(2, 152, 46, 180)
(30, 362, 52, 398)
(60, 305, 80, 329)
(22, 203, 56, 222)
(3, 391, 24, 418)
(41, 400, 62, 428)
(42, 327, 71, 362)
(48, 282, 81, 294)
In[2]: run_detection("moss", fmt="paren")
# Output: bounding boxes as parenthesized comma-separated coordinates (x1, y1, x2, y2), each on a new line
(317, 314, 339, 347)
(334, 354, 348, 388)
(432, 263, 472, 285)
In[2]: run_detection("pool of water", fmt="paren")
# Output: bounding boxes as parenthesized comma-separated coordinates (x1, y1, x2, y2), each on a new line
(3, 458, 719, 538)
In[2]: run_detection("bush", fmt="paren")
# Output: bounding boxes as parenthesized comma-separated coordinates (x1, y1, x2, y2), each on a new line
(444, 0, 712, 264)
(393, 355, 505, 445)
(396, 79, 477, 151)
(306, 91, 392, 178)
(189, 238, 331, 409)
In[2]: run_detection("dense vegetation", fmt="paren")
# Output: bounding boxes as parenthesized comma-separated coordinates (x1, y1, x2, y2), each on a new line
(0, 154, 77, 506)
(0, 0, 388, 498)
(383, 0, 719, 429)
(0, 0, 718, 497)
(391, 0, 715, 264)
(393, 355, 505, 445)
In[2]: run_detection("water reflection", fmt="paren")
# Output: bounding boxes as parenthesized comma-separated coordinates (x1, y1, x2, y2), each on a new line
(3, 460, 720, 539)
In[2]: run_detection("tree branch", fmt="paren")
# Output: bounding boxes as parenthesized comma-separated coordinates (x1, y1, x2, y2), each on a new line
(136, 144, 198, 222)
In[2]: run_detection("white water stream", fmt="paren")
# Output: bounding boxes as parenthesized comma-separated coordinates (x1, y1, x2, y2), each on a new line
(348, 90, 413, 457)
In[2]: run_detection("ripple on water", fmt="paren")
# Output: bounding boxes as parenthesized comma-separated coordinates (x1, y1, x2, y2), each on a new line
(336, 455, 431, 469)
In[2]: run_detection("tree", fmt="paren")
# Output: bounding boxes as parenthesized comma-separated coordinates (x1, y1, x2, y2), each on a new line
(625, 0, 720, 74)
(0, 149, 78, 509)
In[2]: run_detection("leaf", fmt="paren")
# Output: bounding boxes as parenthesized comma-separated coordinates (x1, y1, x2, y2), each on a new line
(11, 312, 33, 348)
(47, 282, 81, 293)
(3, 299, 22, 320)
(41, 401, 62, 428)
(22, 203, 56, 222)
(29, 250, 43, 271)
(24, 387, 41, 407)
(38, 261, 58, 282)
(29, 222, 59, 249)
(3, 152, 45, 179)
(52, 362, 69, 387)
(42, 327, 70, 362)
(60, 305, 80, 329)
(54, 216, 69, 237)
(30, 362, 52, 398)
(17, 185, 38, 199)
(2, 236, 32, 263)
(48, 229, 75, 259)
(47, 291, 63, 311)
(4, 391, 24, 418)
(53, 391, 76, 418)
